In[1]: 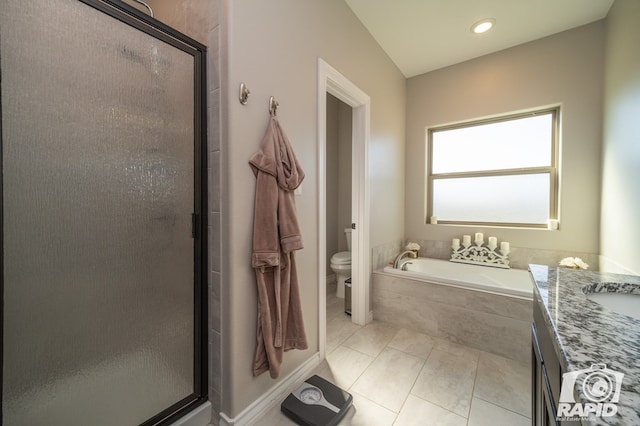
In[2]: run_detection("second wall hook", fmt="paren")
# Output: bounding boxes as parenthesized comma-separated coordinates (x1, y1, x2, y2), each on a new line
(239, 83, 250, 105)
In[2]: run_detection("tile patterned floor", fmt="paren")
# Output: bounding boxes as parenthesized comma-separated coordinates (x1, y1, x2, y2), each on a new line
(258, 283, 532, 426)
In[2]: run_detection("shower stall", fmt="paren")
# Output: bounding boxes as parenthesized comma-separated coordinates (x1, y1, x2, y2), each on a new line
(0, 0, 208, 424)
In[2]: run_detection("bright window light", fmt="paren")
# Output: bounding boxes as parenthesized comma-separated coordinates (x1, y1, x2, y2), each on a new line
(428, 108, 559, 227)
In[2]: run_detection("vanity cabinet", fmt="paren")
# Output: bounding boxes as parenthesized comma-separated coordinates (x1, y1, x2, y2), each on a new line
(532, 300, 566, 426)
(529, 264, 640, 425)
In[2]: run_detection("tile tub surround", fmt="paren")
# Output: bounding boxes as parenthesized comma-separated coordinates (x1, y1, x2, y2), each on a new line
(529, 264, 640, 425)
(371, 240, 403, 270)
(372, 271, 533, 363)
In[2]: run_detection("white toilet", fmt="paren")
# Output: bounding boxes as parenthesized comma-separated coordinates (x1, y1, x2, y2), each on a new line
(330, 228, 352, 298)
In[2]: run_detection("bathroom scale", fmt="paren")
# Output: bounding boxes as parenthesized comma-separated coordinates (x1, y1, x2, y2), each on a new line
(281, 375, 353, 426)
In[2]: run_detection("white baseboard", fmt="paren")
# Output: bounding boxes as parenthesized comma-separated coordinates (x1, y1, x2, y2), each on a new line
(219, 353, 322, 426)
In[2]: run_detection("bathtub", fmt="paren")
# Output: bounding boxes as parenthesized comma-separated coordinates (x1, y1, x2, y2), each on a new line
(383, 257, 533, 299)
(374, 257, 534, 362)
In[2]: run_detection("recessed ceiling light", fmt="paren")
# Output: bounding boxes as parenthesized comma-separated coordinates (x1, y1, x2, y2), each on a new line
(471, 18, 495, 34)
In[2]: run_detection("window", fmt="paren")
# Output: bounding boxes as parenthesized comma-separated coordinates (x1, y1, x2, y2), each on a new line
(427, 108, 559, 227)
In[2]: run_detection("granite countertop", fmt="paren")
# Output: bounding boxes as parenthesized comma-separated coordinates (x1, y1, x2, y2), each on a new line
(529, 264, 640, 425)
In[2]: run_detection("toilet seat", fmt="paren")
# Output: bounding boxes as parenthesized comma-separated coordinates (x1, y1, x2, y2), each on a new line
(330, 251, 351, 265)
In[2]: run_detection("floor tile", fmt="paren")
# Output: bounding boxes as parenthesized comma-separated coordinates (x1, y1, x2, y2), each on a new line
(467, 397, 530, 426)
(340, 391, 397, 426)
(311, 359, 332, 378)
(343, 321, 399, 357)
(327, 283, 348, 322)
(473, 351, 531, 418)
(327, 303, 348, 322)
(387, 328, 436, 359)
(434, 337, 480, 362)
(257, 316, 533, 426)
(351, 347, 424, 412)
(253, 404, 296, 426)
(394, 395, 467, 426)
(326, 316, 361, 354)
(410, 348, 478, 418)
(324, 345, 375, 390)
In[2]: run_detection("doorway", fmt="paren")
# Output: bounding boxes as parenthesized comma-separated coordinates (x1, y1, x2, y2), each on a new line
(325, 93, 353, 329)
(317, 59, 371, 358)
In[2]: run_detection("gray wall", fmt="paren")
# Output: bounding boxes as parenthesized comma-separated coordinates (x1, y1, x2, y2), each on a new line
(220, 0, 406, 418)
(405, 22, 605, 256)
(601, 0, 640, 274)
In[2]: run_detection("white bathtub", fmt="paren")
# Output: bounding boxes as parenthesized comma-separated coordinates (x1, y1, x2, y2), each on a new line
(383, 257, 533, 300)
(376, 257, 534, 361)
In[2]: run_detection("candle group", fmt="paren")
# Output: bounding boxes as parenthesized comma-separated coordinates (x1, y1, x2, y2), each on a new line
(452, 234, 510, 253)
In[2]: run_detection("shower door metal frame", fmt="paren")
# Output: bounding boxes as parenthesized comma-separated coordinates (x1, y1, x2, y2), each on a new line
(0, 0, 209, 424)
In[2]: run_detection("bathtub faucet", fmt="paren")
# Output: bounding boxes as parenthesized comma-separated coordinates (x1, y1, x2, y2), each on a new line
(393, 250, 417, 269)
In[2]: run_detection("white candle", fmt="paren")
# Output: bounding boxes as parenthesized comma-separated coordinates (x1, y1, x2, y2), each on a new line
(452, 238, 460, 250)
(500, 241, 510, 253)
(430, 216, 438, 224)
(462, 235, 471, 246)
(475, 232, 484, 244)
(488, 236, 497, 250)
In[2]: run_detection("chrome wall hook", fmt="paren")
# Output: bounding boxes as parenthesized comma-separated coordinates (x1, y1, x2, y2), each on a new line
(239, 83, 250, 105)
(269, 96, 279, 116)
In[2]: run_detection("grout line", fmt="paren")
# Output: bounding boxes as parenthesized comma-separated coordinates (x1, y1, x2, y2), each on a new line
(397, 354, 428, 417)
(339, 343, 375, 359)
(380, 329, 429, 416)
(472, 395, 531, 419)
(407, 346, 452, 415)
(347, 389, 398, 424)
(464, 351, 481, 423)
(406, 392, 469, 421)
(387, 337, 437, 360)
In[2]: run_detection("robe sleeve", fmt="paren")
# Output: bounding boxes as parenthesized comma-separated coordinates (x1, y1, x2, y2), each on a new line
(252, 170, 280, 268)
(278, 188, 303, 253)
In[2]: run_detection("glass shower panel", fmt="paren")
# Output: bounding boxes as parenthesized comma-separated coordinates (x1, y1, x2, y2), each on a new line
(1, 0, 196, 424)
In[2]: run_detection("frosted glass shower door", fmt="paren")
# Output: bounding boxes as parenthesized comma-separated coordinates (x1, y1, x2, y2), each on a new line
(1, 0, 206, 424)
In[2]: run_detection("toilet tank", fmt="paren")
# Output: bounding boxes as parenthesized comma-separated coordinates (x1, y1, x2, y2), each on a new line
(344, 228, 352, 251)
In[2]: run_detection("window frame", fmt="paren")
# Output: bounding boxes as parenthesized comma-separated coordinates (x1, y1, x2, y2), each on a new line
(426, 107, 560, 228)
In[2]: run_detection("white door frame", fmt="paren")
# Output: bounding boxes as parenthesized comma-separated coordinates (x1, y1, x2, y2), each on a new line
(317, 58, 371, 358)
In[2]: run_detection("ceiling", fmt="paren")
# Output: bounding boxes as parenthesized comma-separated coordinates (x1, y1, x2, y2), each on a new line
(345, 0, 614, 78)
